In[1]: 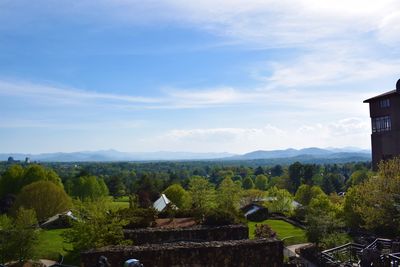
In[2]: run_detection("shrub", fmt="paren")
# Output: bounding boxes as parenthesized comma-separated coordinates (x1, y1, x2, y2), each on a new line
(116, 207, 157, 229)
(203, 209, 239, 226)
(254, 224, 276, 239)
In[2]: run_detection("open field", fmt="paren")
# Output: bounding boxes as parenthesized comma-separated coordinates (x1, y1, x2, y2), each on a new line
(248, 219, 307, 246)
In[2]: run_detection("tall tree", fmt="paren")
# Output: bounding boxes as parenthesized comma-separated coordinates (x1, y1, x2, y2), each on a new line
(14, 181, 72, 221)
(255, 175, 268, 191)
(288, 162, 304, 193)
(188, 176, 216, 214)
(163, 184, 191, 209)
(242, 177, 255, 190)
(217, 177, 242, 213)
(0, 208, 38, 265)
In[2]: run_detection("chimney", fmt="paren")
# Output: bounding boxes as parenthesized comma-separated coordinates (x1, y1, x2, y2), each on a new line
(397, 79, 400, 93)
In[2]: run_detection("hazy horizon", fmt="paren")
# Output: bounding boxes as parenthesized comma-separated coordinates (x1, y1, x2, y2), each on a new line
(0, 146, 370, 156)
(1, 1, 398, 153)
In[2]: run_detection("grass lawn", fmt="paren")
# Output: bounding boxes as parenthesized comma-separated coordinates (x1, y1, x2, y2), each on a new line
(248, 219, 307, 246)
(36, 229, 72, 261)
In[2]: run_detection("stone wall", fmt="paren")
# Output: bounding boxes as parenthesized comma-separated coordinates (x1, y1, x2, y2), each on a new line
(124, 224, 248, 245)
(81, 239, 283, 267)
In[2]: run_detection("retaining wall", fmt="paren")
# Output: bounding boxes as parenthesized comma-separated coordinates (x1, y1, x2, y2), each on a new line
(123, 224, 248, 245)
(81, 239, 283, 267)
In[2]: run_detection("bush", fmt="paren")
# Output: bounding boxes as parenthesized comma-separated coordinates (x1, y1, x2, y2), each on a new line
(158, 207, 197, 219)
(116, 207, 157, 229)
(203, 209, 240, 226)
(254, 224, 276, 239)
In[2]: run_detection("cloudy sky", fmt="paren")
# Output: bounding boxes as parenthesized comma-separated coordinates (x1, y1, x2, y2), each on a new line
(1, 0, 400, 154)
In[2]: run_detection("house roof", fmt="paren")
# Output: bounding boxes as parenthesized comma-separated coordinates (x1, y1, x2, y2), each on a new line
(363, 90, 399, 103)
(40, 210, 77, 227)
(153, 194, 171, 212)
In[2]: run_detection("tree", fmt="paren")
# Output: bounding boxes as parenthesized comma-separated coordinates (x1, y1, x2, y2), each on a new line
(305, 194, 345, 248)
(346, 169, 370, 188)
(14, 181, 72, 221)
(70, 175, 109, 200)
(288, 162, 304, 193)
(254, 166, 265, 176)
(242, 177, 255, 190)
(188, 176, 216, 214)
(0, 165, 24, 197)
(241, 189, 265, 206)
(303, 164, 318, 185)
(217, 177, 242, 213)
(64, 199, 130, 254)
(163, 184, 191, 209)
(350, 158, 400, 235)
(294, 184, 325, 206)
(266, 187, 294, 215)
(270, 165, 283, 177)
(343, 186, 364, 230)
(255, 175, 268, 191)
(0, 164, 63, 199)
(107, 175, 126, 197)
(0, 208, 38, 264)
(22, 164, 63, 188)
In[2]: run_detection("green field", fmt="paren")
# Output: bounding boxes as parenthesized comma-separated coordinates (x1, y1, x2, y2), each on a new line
(36, 229, 72, 260)
(248, 219, 307, 245)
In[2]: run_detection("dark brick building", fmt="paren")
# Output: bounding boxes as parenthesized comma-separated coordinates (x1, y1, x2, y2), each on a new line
(364, 79, 400, 170)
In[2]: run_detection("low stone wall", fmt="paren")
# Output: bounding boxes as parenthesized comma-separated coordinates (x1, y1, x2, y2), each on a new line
(124, 224, 249, 245)
(81, 239, 283, 267)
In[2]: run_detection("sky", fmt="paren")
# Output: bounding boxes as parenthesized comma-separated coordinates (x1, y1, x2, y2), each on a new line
(1, 0, 400, 154)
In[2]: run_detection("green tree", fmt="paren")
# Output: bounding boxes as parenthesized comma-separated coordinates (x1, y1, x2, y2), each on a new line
(266, 186, 294, 215)
(0, 208, 38, 264)
(255, 175, 268, 191)
(14, 181, 72, 221)
(163, 184, 191, 209)
(64, 199, 130, 254)
(343, 186, 364, 230)
(217, 177, 242, 213)
(242, 189, 265, 206)
(188, 176, 216, 214)
(270, 165, 283, 177)
(305, 194, 344, 248)
(22, 164, 63, 188)
(0, 165, 24, 197)
(242, 177, 255, 190)
(288, 162, 304, 193)
(294, 184, 325, 206)
(346, 169, 370, 188)
(351, 158, 400, 235)
(70, 175, 109, 200)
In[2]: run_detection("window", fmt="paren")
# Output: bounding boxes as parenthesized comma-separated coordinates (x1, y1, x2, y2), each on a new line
(372, 116, 391, 133)
(380, 99, 390, 108)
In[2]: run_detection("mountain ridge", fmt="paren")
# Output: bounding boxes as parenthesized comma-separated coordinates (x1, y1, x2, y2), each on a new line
(0, 147, 370, 162)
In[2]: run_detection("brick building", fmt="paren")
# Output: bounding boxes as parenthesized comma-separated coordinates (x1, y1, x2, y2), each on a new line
(364, 79, 400, 170)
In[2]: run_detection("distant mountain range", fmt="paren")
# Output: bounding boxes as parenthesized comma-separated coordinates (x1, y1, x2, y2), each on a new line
(0, 147, 371, 163)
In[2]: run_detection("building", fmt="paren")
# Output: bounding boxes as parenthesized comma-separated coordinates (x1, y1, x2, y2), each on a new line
(363, 79, 400, 170)
(153, 194, 174, 212)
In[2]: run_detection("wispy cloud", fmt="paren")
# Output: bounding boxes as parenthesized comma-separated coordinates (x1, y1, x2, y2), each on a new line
(0, 80, 161, 106)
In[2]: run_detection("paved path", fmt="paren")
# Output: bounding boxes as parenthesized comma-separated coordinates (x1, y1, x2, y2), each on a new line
(39, 259, 57, 267)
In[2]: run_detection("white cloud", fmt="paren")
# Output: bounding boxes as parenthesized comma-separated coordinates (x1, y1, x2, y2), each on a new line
(0, 80, 161, 106)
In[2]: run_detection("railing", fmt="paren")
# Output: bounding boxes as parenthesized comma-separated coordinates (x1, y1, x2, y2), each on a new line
(321, 243, 365, 264)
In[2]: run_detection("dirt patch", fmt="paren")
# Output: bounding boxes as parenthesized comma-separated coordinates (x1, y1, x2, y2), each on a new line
(154, 218, 197, 228)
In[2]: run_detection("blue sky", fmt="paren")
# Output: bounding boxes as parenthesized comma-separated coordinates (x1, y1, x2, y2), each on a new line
(1, 0, 400, 154)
